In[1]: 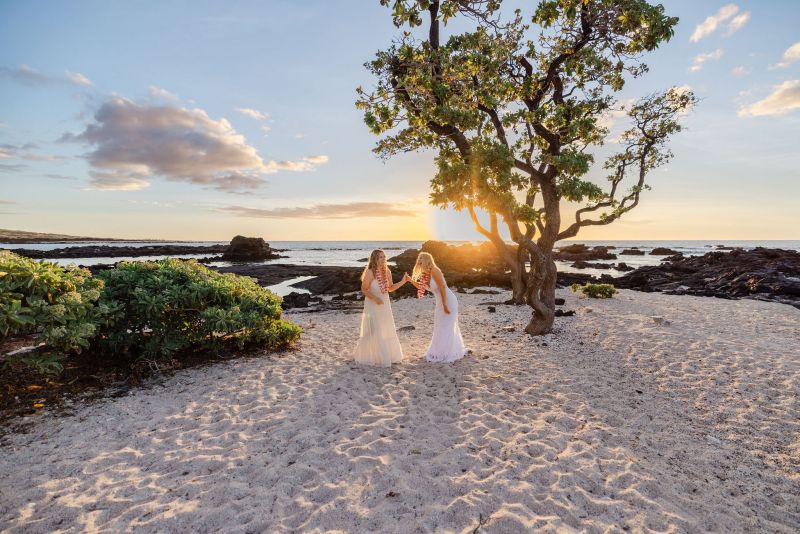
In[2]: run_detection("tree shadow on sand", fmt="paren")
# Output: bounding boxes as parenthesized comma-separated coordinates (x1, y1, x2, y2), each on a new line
(1, 296, 798, 533)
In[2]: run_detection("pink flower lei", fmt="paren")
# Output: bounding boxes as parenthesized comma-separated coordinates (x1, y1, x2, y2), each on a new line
(416, 271, 430, 299)
(374, 267, 390, 294)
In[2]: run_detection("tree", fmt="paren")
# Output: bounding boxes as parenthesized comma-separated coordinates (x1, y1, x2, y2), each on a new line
(357, 0, 696, 335)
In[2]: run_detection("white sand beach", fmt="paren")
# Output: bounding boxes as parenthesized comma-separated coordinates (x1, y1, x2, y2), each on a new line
(1, 289, 798, 533)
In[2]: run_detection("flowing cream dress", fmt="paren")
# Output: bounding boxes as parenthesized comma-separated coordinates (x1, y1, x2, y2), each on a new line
(424, 276, 466, 363)
(353, 278, 404, 367)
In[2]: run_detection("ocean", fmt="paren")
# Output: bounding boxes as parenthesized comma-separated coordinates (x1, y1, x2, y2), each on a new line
(4, 239, 798, 276)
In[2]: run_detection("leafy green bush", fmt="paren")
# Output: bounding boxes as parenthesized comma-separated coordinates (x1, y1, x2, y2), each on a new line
(0, 251, 105, 373)
(571, 282, 618, 299)
(95, 259, 300, 359)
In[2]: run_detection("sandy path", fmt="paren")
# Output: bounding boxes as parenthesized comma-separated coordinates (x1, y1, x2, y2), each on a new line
(1, 289, 798, 533)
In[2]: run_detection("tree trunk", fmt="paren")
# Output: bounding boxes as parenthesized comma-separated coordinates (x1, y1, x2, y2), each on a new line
(508, 260, 528, 304)
(524, 254, 557, 336)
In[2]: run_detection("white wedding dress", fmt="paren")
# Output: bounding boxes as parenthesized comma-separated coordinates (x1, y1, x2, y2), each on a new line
(353, 278, 404, 367)
(425, 277, 466, 363)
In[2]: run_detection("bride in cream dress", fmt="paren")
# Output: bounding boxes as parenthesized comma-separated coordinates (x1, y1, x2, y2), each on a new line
(352, 249, 408, 367)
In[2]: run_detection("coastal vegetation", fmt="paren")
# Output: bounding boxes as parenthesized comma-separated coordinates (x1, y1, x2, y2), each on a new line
(571, 282, 617, 298)
(0, 252, 300, 376)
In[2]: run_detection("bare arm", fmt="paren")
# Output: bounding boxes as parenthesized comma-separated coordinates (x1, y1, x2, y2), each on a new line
(431, 268, 450, 314)
(386, 268, 407, 292)
(406, 275, 421, 290)
(404, 272, 424, 290)
(361, 269, 383, 305)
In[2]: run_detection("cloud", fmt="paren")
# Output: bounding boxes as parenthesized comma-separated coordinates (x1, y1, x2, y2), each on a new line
(215, 201, 420, 219)
(301, 155, 328, 165)
(129, 199, 178, 208)
(65, 70, 93, 87)
(0, 142, 64, 162)
(731, 66, 750, 77)
(62, 97, 327, 192)
(690, 4, 739, 42)
(689, 48, 723, 72)
(294, 133, 306, 139)
(0, 163, 27, 173)
(235, 107, 269, 121)
(0, 64, 94, 87)
(0, 64, 49, 86)
(148, 86, 178, 100)
(263, 156, 329, 173)
(43, 173, 76, 180)
(738, 80, 800, 117)
(84, 171, 150, 191)
(771, 42, 800, 69)
(0, 200, 18, 205)
(723, 12, 750, 36)
(21, 152, 64, 161)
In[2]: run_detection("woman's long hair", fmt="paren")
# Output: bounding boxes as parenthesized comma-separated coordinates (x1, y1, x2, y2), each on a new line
(361, 249, 388, 281)
(412, 252, 436, 281)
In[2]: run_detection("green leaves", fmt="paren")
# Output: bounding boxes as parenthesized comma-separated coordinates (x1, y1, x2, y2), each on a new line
(571, 282, 617, 298)
(0, 252, 301, 374)
(0, 251, 103, 355)
(360, 0, 692, 245)
(95, 259, 300, 359)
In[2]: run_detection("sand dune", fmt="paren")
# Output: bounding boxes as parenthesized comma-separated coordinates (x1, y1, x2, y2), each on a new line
(1, 289, 798, 532)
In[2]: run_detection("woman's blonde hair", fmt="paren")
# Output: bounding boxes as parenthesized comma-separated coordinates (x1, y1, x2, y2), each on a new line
(412, 252, 436, 281)
(361, 249, 388, 281)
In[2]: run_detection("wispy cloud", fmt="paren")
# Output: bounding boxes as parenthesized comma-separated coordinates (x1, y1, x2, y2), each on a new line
(235, 107, 269, 121)
(0, 64, 49, 86)
(731, 66, 750, 77)
(129, 199, 178, 208)
(65, 70, 93, 87)
(738, 80, 800, 117)
(0, 142, 65, 162)
(771, 42, 800, 69)
(215, 201, 420, 219)
(690, 4, 740, 42)
(61, 97, 327, 192)
(723, 12, 750, 36)
(0, 64, 94, 87)
(148, 86, 178, 100)
(689, 48, 723, 72)
(0, 163, 27, 173)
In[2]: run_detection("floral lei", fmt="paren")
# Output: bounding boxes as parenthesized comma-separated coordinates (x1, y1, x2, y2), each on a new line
(374, 267, 389, 294)
(416, 271, 430, 299)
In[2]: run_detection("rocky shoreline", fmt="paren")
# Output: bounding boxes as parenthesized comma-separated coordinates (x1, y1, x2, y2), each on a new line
(214, 242, 799, 311)
(6, 238, 799, 310)
(10, 243, 229, 259)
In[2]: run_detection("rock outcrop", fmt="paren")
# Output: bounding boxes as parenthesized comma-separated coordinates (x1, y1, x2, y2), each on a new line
(614, 247, 800, 308)
(221, 236, 281, 261)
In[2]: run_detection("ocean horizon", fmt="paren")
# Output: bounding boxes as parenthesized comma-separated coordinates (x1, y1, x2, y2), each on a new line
(4, 239, 799, 275)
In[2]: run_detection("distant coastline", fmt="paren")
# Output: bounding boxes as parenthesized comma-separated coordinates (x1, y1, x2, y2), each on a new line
(0, 228, 169, 244)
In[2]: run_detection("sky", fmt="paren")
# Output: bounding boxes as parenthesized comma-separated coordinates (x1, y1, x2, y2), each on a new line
(1, 0, 799, 241)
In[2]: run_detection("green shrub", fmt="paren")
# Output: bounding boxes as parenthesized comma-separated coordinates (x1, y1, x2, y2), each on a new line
(95, 259, 300, 359)
(0, 251, 105, 372)
(571, 282, 617, 299)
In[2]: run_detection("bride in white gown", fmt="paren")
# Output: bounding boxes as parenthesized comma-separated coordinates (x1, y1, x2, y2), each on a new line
(405, 252, 466, 363)
(353, 249, 408, 367)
